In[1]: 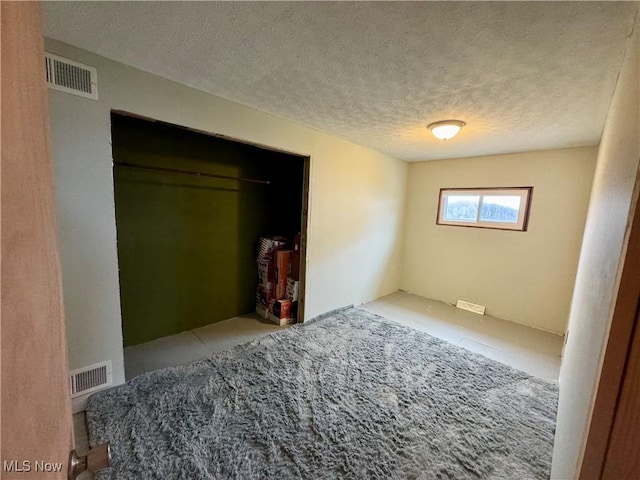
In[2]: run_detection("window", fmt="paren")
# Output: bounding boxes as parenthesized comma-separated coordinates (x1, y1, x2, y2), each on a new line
(437, 187, 533, 231)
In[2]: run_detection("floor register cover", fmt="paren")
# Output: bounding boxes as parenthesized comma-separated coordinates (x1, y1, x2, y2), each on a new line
(87, 308, 558, 479)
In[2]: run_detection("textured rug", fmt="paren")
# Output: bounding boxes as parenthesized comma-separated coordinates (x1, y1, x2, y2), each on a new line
(87, 308, 558, 480)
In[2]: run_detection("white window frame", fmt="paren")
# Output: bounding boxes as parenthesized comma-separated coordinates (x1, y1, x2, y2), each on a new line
(436, 187, 533, 231)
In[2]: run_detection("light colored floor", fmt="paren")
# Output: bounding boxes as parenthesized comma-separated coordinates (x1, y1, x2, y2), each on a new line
(74, 291, 563, 469)
(360, 291, 563, 382)
(124, 312, 287, 380)
(122, 291, 564, 383)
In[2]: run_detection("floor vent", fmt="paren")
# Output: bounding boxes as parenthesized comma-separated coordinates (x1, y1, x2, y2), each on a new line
(45, 52, 98, 100)
(456, 299, 486, 315)
(70, 361, 112, 398)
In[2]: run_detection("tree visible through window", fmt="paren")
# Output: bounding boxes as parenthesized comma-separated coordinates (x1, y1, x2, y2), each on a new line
(437, 187, 532, 231)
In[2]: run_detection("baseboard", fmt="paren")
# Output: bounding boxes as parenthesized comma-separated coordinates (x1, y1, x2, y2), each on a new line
(72, 385, 115, 413)
(72, 393, 91, 414)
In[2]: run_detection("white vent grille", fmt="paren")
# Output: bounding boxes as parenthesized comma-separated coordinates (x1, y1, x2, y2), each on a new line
(45, 53, 98, 100)
(456, 299, 486, 315)
(70, 361, 112, 398)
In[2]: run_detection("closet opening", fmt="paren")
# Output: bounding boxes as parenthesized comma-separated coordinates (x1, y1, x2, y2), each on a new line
(111, 112, 309, 357)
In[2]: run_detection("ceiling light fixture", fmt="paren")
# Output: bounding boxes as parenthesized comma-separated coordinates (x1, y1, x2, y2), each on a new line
(428, 120, 466, 140)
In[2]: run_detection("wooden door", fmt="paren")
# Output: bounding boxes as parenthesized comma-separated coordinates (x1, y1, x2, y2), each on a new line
(601, 306, 640, 478)
(1, 2, 74, 479)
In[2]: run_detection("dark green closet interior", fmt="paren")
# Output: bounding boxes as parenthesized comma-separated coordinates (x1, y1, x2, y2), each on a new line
(111, 113, 304, 346)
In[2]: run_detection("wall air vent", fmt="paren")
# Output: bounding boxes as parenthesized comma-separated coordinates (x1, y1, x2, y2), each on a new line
(456, 299, 486, 315)
(70, 360, 112, 398)
(45, 52, 98, 100)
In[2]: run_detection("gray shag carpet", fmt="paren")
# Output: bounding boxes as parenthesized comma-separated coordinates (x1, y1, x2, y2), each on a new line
(87, 308, 558, 480)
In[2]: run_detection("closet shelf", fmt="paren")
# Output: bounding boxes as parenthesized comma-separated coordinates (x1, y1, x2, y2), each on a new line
(114, 162, 270, 185)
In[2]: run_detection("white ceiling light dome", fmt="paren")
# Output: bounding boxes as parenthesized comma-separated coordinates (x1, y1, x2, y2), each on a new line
(428, 120, 466, 140)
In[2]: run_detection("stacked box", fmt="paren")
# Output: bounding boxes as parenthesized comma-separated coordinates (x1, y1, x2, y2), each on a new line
(267, 312, 296, 326)
(255, 284, 273, 308)
(256, 237, 296, 325)
(256, 258, 274, 309)
(274, 250, 292, 300)
(256, 303, 269, 320)
(286, 277, 299, 302)
(289, 251, 300, 280)
(272, 299, 292, 319)
(269, 299, 295, 325)
(257, 259, 274, 289)
(257, 236, 287, 262)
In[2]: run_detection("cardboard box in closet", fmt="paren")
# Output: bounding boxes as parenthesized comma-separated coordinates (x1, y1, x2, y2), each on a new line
(257, 236, 287, 262)
(272, 299, 292, 319)
(286, 277, 299, 302)
(289, 251, 300, 281)
(256, 303, 269, 320)
(257, 260, 274, 289)
(255, 284, 273, 309)
(274, 250, 292, 300)
(267, 299, 294, 326)
(256, 258, 275, 309)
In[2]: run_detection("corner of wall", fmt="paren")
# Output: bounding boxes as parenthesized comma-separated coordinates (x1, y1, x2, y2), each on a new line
(551, 12, 640, 479)
(397, 160, 410, 293)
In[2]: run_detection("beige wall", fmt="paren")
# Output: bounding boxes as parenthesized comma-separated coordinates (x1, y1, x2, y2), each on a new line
(45, 39, 407, 404)
(402, 147, 596, 334)
(551, 16, 639, 480)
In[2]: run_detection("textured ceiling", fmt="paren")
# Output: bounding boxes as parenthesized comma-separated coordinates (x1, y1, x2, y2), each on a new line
(43, 2, 637, 161)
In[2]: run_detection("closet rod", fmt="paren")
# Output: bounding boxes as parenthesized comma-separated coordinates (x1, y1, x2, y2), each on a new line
(114, 162, 270, 185)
